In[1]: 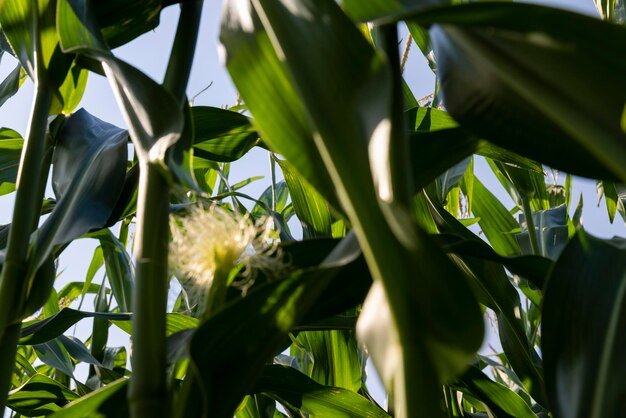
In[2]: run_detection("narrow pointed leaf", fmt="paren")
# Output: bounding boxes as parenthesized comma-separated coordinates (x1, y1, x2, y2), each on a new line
(19, 308, 131, 345)
(192, 106, 259, 162)
(0, 127, 23, 195)
(455, 366, 537, 418)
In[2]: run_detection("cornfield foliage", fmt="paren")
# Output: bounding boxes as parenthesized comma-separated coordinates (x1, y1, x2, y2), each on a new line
(0, 0, 624, 417)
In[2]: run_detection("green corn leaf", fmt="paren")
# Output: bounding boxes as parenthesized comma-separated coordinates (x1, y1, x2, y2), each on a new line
(543, 230, 626, 418)
(0, 127, 23, 196)
(48, 377, 128, 418)
(222, 3, 484, 417)
(277, 159, 334, 239)
(182, 234, 370, 418)
(252, 365, 389, 418)
(0, 63, 22, 109)
(454, 366, 537, 418)
(19, 308, 131, 345)
(7, 374, 78, 417)
(343, 0, 443, 22)
(90, 229, 134, 313)
(0, 0, 73, 91)
(30, 109, 128, 275)
(57, 0, 183, 164)
(192, 106, 259, 163)
(413, 3, 626, 182)
(462, 177, 521, 256)
(294, 330, 363, 393)
(220, 0, 340, 211)
(33, 339, 75, 378)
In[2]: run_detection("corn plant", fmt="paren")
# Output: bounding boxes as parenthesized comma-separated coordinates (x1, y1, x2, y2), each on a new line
(0, 0, 625, 418)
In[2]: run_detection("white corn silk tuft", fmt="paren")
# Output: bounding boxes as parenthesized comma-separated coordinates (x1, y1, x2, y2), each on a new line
(169, 204, 282, 312)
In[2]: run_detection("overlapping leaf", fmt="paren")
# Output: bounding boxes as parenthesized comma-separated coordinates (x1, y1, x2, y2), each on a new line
(57, 0, 183, 163)
(404, 3, 626, 182)
(192, 106, 259, 162)
(543, 231, 626, 418)
(222, 3, 483, 417)
(31, 109, 128, 273)
(183, 235, 371, 418)
(252, 365, 389, 418)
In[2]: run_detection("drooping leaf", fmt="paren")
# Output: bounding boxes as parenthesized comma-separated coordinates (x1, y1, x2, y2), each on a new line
(416, 3, 626, 182)
(19, 308, 131, 345)
(543, 230, 626, 418)
(48, 378, 128, 418)
(7, 374, 78, 417)
(252, 365, 389, 418)
(57, 0, 183, 163)
(31, 109, 128, 273)
(33, 339, 75, 377)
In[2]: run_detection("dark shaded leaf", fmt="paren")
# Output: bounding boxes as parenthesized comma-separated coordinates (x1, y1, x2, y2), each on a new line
(252, 365, 389, 417)
(0, 127, 23, 196)
(32, 109, 128, 272)
(7, 374, 78, 417)
(33, 340, 75, 377)
(421, 3, 626, 182)
(183, 234, 370, 418)
(543, 231, 626, 418)
(48, 378, 128, 418)
(192, 106, 259, 162)
(57, 0, 183, 163)
(343, 0, 442, 22)
(20, 308, 131, 345)
(455, 366, 536, 418)
(0, 64, 22, 109)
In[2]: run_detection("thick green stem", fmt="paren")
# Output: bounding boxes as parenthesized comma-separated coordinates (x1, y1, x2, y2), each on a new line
(522, 197, 540, 255)
(0, 324, 21, 411)
(128, 2, 203, 417)
(163, 0, 204, 104)
(128, 162, 171, 418)
(0, 86, 52, 414)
